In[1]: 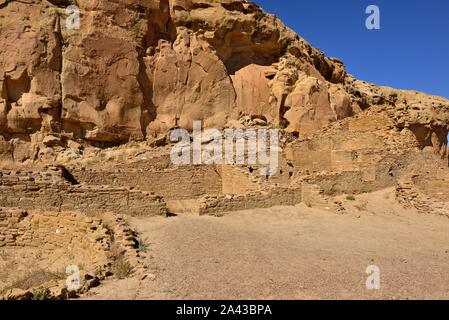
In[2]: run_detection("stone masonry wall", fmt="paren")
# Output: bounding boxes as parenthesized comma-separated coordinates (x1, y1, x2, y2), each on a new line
(72, 165, 222, 200)
(0, 208, 147, 299)
(0, 169, 167, 216)
(396, 176, 449, 217)
(0, 208, 109, 265)
(221, 165, 261, 195)
(198, 187, 302, 216)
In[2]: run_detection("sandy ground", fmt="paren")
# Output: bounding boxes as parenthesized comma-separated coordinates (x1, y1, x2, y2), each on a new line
(85, 188, 449, 300)
(0, 247, 67, 291)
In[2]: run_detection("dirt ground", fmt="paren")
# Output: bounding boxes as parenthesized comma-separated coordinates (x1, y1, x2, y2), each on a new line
(85, 188, 449, 300)
(0, 247, 68, 293)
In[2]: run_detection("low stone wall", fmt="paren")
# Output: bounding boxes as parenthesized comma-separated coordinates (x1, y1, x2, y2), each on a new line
(0, 208, 146, 299)
(304, 163, 398, 196)
(0, 209, 144, 266)
(72, 165, 222, 200)
(0, 208, 110, 265)
(0, 167, 71, 186)
(396, 177, 449, 217)
(0, 168, 167, 216)
(221, 165, 260, 195)
(198, 187, 302, 216)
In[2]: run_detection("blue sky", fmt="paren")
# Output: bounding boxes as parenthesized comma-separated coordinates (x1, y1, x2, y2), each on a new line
(253, 0, 449, 99)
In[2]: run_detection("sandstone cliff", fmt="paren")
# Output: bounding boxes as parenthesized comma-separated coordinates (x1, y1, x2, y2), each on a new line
(0, 0, 448, 164)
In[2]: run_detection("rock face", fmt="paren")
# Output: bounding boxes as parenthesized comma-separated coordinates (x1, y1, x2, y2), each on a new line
(0, 0, 448, 163)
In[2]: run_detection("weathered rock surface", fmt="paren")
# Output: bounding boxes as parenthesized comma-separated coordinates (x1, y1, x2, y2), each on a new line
(0, 0, 447, 165)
